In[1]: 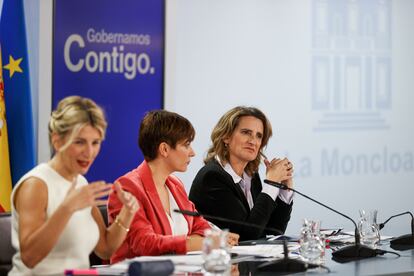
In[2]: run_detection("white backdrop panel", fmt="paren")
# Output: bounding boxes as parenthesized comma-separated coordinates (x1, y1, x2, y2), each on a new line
(165, 0, 414, 235)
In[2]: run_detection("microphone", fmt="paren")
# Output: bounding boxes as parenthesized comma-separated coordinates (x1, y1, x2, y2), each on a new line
(379, 211, 414, 250)
(174, 209, 310, 272)
(257, 239, 313, 273)
(263, 179, 387, 263)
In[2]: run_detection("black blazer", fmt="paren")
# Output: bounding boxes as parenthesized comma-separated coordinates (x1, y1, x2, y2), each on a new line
(189, 160, 293, 241)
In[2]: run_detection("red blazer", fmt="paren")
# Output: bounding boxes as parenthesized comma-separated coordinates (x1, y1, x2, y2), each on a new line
(108, 161, 210, 263)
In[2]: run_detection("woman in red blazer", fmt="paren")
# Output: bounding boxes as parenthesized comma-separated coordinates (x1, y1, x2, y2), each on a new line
(108, 110, 238, 263)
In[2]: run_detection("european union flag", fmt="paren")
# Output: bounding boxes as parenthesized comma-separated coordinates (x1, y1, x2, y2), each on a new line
(0, 0, 35, 185)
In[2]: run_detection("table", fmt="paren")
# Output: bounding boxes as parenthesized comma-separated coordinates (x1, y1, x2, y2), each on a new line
(233, 242, 414, 275)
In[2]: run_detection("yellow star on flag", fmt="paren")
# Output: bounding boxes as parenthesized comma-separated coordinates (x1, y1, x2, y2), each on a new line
(3, 55, 23, 78)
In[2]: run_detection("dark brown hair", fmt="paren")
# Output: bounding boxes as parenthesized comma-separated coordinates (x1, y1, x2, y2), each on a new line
(139, 110, 195, 161)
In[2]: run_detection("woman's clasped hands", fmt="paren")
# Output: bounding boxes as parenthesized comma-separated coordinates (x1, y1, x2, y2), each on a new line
(264, 157, 294, 189)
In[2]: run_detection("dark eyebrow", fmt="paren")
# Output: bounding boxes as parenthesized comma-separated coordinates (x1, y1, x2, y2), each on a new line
(240, 128, 263, 138)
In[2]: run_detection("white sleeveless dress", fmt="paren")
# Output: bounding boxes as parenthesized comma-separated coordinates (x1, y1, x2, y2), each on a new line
(9, 163, 99, 275)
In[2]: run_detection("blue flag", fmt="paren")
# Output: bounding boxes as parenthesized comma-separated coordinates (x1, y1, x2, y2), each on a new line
(0, 0, 35, 185)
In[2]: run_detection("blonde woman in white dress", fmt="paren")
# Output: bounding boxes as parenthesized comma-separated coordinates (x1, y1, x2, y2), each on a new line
(9, 96, 139, 275)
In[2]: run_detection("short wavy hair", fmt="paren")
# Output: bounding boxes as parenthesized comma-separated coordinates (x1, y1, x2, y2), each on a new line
(205, 106, 272, 175)
(139, 110, 195, 161)
(48, 96, 107, 152)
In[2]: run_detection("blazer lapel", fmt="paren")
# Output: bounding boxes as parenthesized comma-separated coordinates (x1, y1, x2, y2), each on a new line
(251, 173, 262, 204)
(213, 160, 250, 212)
(138, 161, 172, 235)
(165, 176, 191, 232)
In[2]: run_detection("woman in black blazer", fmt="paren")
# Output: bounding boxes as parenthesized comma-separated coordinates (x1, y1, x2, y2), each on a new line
(189, 106, 294, 241)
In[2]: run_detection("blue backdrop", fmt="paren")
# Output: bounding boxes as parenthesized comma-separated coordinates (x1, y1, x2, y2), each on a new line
(53, 0, 164, 182)
(0, 0, 36, 185)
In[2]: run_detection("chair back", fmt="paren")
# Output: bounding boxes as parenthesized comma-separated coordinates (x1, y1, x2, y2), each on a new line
(89, 205, 109, 266)
(0, 212, 15, 276)
(98, 205, 108, 227)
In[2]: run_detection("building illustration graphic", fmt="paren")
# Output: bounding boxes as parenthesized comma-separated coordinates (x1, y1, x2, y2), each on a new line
(312, 0, 391, 131)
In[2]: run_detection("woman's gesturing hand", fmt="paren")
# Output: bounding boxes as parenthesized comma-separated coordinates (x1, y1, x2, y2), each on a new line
(114, 181, 140, 214)
(63, 180, 112, 213)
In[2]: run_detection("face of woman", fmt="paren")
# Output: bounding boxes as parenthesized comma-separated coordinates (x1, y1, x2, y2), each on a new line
(57, 125, 102, 177)
(166, 139, 195, 173)
(224, 115, 264, 166)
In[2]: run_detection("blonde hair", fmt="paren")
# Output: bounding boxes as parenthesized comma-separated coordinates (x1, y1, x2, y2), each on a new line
(48, 96, 107, 152)
(205, 106, 272, 175)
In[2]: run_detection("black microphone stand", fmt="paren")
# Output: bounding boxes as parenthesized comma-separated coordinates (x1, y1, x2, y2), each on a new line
(174, 209, 284, 235)
(379, 211, 414, 250)
(257, 239, 310, 273)
(174, 209, 310, 272)
(264, 179, 383, 263)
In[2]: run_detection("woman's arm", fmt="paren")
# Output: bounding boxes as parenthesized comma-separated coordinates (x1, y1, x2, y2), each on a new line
(108, 179, 189, 259)
(93, 182, 138, 259)
(127, 211, 188, 256)
(190, 169, 276, 241)
(16, 178, 72, 268)
(15, 178, 111, 268)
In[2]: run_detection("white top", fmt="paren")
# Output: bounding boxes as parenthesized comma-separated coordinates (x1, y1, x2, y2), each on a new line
(166, 187, 189, 236)
(9, 163, 99, 275)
